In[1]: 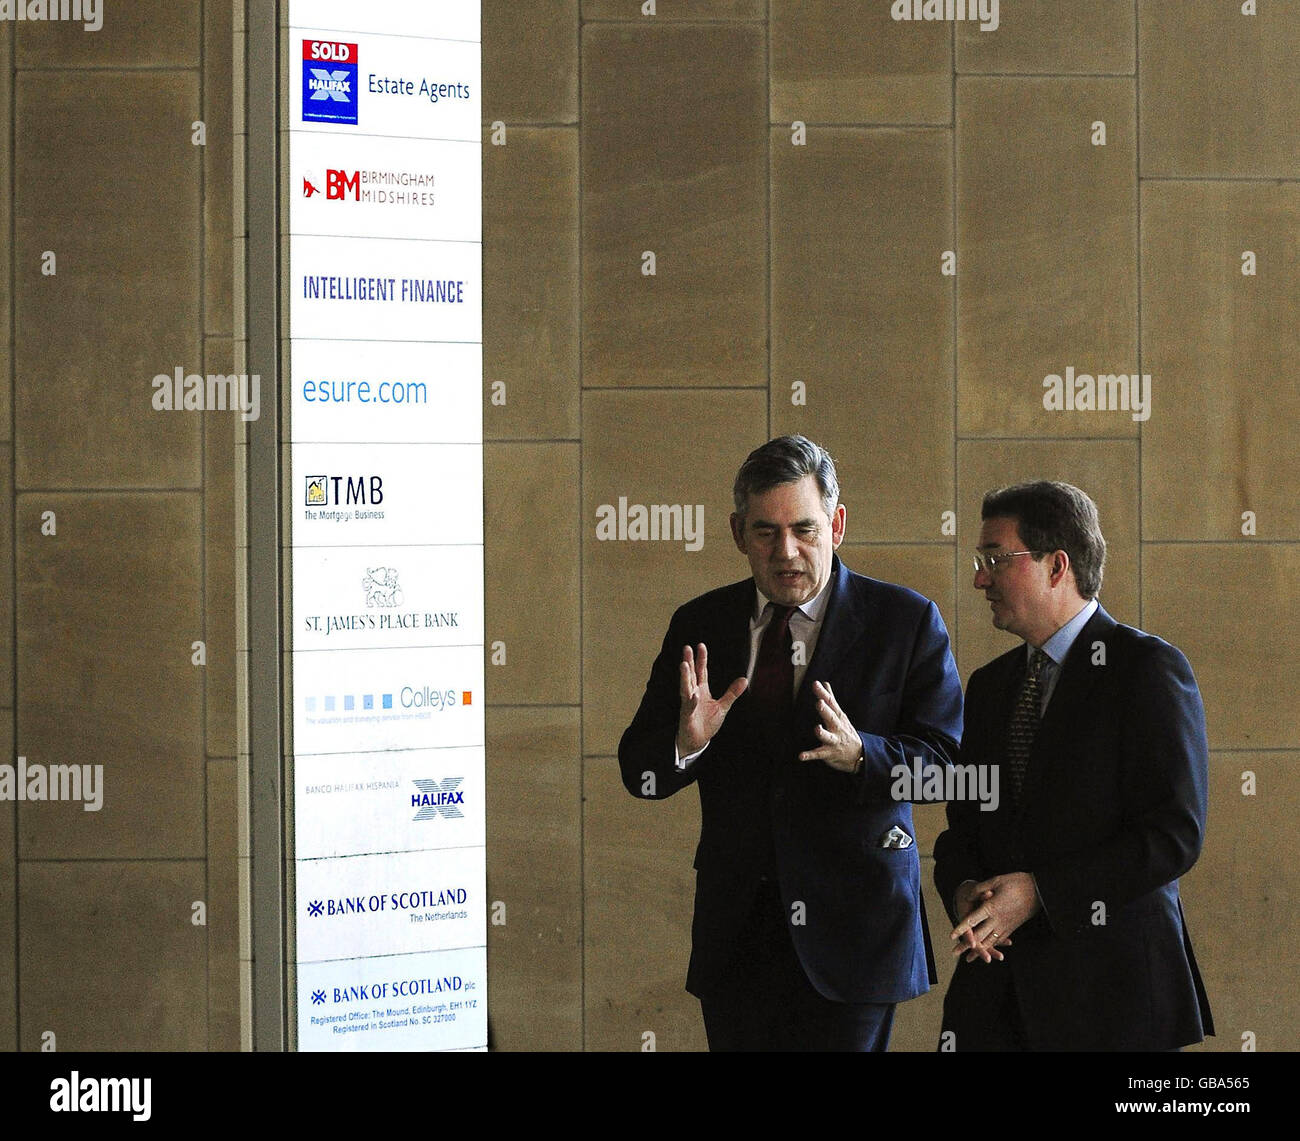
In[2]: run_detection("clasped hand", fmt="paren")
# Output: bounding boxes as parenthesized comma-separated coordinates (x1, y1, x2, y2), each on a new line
(950, 872, 1041, 964)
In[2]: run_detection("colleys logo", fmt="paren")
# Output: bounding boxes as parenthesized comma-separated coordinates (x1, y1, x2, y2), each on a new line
(412, 778, 465, 821)
(302, 40, 358, 125)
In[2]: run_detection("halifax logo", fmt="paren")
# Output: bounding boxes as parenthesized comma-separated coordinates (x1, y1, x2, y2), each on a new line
(412, 777, 465, 821)
(303, 40, 358, 125)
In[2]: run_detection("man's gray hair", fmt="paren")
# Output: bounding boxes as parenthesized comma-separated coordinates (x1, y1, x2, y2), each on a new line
(733, 435, 839, 522)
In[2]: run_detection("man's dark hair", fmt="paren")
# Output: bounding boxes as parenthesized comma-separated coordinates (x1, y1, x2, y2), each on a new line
(981, 481, 1106, 599)
(733, 435, 839, 523)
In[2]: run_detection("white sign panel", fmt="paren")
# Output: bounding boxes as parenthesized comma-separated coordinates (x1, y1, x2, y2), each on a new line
(288, 1, 485, 1053)
(290, 340, 481, 445)
(293, 643, 484, 758)
(290, 233, 481, 344)
(295, 746, 486, 860)
(290, 132, 481, 243)
(296, 846, 484, 962)
(294, 545, 483, 653)
(291, 29, 480, 141)
(291, 442, 483, 548)
(297, 946, 486, 1052)
(290, 1, 481, 44)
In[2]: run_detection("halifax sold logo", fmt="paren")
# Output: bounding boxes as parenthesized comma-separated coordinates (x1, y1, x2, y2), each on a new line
(303, 40, 358, 125)
(412, 778, 465, 822)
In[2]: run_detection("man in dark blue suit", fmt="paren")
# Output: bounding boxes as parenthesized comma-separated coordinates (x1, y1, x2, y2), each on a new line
(935, 481, 1213, 1050)
(619, 435, 963, 1051)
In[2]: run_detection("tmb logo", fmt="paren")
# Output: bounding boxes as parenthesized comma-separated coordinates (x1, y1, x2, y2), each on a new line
(302, 40, 358, 125)
(305, 474, 384, 507)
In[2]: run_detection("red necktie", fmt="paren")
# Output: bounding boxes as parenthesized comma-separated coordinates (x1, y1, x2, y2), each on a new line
(751, 604, 795, 717)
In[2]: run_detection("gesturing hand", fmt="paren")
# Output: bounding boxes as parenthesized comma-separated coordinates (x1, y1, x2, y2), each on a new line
(677, 643, 747, 757)
(950, 873, 1039, 964)
(798, 680, 866, 773)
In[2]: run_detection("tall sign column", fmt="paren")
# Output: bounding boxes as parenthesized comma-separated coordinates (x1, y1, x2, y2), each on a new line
(285, 1, 485, 1051)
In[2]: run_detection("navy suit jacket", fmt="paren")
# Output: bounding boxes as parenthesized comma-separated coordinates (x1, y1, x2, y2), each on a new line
(934, 605, 1214, 1050)
(618, 555, 963, 1004)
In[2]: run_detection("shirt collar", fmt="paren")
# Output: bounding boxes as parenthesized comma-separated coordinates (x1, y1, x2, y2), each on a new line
(1036, 597, 1099, 667)
(754, 572, 834, 625)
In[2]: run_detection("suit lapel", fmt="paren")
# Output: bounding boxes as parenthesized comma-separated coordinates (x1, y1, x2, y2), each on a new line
(710, 579, 757, 699)
(793, 556, 859, 718)
(1021, 605, 1116, 808)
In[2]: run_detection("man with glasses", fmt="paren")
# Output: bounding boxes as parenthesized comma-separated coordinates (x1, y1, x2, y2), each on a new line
(619, 435, 962, 1050)
(934, 481, 1214, 1050)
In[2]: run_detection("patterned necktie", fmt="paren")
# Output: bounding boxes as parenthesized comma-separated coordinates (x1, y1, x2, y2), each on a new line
(751, 604, 795, 719)
(1006, 647, 1047, 808)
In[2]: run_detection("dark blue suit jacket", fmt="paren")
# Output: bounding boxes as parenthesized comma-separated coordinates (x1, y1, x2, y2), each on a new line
(618, 555, 963, 1004)
(934, 605, 1214, 1050)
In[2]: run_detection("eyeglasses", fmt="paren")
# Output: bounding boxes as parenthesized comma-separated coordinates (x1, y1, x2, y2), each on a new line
(972, 550, 1043, 575)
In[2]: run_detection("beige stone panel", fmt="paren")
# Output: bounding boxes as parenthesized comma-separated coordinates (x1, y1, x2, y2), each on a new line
(0, 450, 11, 702)
(1139, 0, 1300, 179)
(234, 445, 246, 662)
(772, 127, 953, 541)
(583, 756, 705, 1051)
(582, 389, 766, 756)
(770, 0, 951, 125)
(205, 0, 234, 336)
(582, 23, 766, 387)
(236, 752, 249, 862)
(0, 716, 13, 1049)
(207, 757, 239, 1050)
(0, 24, 10, 442)
(236, 652, 249, 761)
(584, 0, 765, 18)
(889, 865, 950, 1050)
(14, 0, 199, 67)
(237, 853, 252, 962)
(837, 544, 957, 645)
(205, 341, 238, 758)
(912, 802, 950, 863)
(1143, 545, 1300, 752)
(482, 0, 577, 123)
(14, 72, 201, 488)
(238, 956, 252, 1051)
(485, 707, 581, 1051)
(17, 493, 205, 858)
(483, 129, 579, 440)
(1178, 752, 1300, 1051)
(956, 0, 1135, 75)
(956, 77, 1138, 439)
(19, 861, 207, 1051)
(232, 235, 246, 342)
(484, 443, 580, 705)
(233, 111, 245, 233)
(955, 440, 1139, 680)
(1141, 182, 1300, 540)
